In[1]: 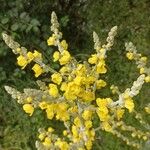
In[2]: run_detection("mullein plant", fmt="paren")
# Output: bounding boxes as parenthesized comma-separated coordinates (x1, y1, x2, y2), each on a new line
(2, 12, 150, 150)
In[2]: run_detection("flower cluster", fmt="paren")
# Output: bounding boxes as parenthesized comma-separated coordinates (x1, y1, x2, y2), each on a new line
(2, 12, 150, 150)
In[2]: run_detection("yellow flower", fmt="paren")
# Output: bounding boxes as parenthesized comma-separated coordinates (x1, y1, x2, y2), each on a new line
(116, 108, 124, 120)
(72, 125, 78, 138)
(140, 56, 147, 62)
(61, 40, 68, 50)
(46, 105, 55, 119)
(85, 141, 92, 150)
(126, 52, 134, 60)
(97, 107, 109, 121)
(26, 97, 33, 103)
(60, 82, 68, 91)
(85, 76, 96, 84)
(59, 66, 70, 74)
(17, 55, 27, 68)
(33, 50, 42, 59)
(23, 104, 34, 116)
(39, 101, 48, 110)
(53, 51, 60, 62)
(96, 60, 107, 74)
(47, 35, 55, 46)
(82, 91, 95, 102)
(27, 52, 34, 62)
(51, 73, 62, 85)
(101, 121, 112, 132)
(96, 79, 107, 89)
(49, 84, 59, 97)
(96, 98, 112, 107)
(85, 120, 92, 129)
(145, 76, 150, 83)
(66, 82, 81, 95)
(74, 117, 81, 127)
(82, 110, 92, 120)
(55, 140, 69, 150)
(88, 54, 98, 64)
(48, 127, 54, 132)
(32, 64, 43, 77)
(63, 130, 68, 136)
(43, 137, 51, 147)
(38, 133, 46, 141)
(59, 50, 71, 65)
(140, 67, 145, 74)
(145, 106, 150, 114)
(16, 48, 21, 52)
(124, 97, 134, 113)
(64, 91, 77, 101)
(73, 76, 83, 85)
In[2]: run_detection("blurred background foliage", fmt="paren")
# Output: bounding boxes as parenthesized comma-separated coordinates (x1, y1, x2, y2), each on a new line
(0, 0, 149, 149)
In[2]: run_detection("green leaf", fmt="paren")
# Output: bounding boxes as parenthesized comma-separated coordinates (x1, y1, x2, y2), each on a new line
(20, 12, 27, 19)
(30, 19, 40, 26)
(1, 18, 9, 24)
(11, 23, 19, 31)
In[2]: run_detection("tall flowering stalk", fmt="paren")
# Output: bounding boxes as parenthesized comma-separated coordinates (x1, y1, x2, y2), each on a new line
(2, 12, 150, 150)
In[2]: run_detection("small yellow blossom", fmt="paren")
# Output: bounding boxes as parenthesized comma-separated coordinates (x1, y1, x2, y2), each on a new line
(27, 51, 34, 62)
(23, 104, 34, 116)
(96, 60, 107, 74)
(96, 79, 107, 89)
(17, 55, 27, 68)
(49, 84, 59, 97)
(33, 50, 42, 59)
(39, 101, 48, 110)
(140, 67, 145, 74)
(60, 82, 68, 91)
(145, 76, 150, 83)
(97, 107, 109, 121)
(61, 40, 68, 50)
(43, 137, 51, 147)
(16, 48, 21, 52)
(73, 76, 83, 85)
(82, 110, 92, 120)
(74, 117, 81, 127)
(96, 98, 112, 107)
(88, 54, 98, 64)
(140, 57, 147, 62)
(145, 106, 150, 114)
(47, 35, 55, 46)
(116, 108, 124, 120)
(72, 125, 78, 138)
(53, 51, 60, 62)
(32, 64, 43, 77)
(51, 73, 62, 85)
(48, 127, 54, 132)
(124, 97, 134, 113)
(63, 130, 68, 136)
(126, 52, 134, 60)
(46, 105, 55, 119)
(55, 140, 69, 150)
(38, 133, 46, 141)
(59, 50, 71, 65)
(101, 121, 112, 132)
(26, 97, 33, 103)
(64, 91, 77, 101)
(59, 66, 70, 74)
(85, 76, 96, 84)
(143, 136, 148, 141)
(85, 140, 93, 150)
(82, 91, 95, 102)
(85, 120, 92, 129)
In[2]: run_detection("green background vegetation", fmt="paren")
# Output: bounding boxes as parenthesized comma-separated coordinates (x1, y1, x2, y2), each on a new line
(0, 0, 149, 149)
